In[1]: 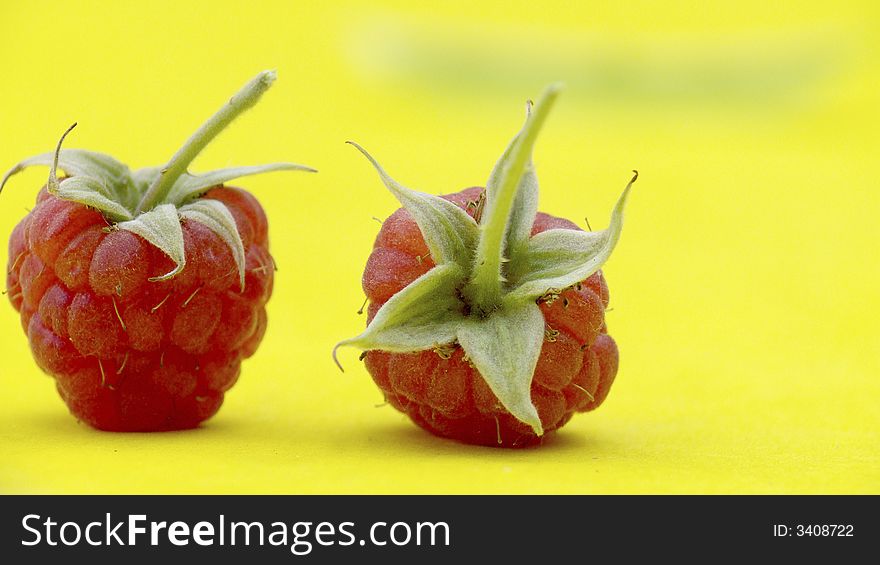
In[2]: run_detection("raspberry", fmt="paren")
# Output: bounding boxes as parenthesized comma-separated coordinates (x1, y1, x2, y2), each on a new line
(336, 85, 635, 447)
(362, 199, 620, 446)
(2, 71, 313, 430)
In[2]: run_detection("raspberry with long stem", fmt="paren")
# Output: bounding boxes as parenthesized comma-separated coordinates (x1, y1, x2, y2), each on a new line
(2, 71, 314, 431)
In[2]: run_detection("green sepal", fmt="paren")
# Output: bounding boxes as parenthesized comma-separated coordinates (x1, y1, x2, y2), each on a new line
(117, 204, 185, 280)
(168, 163, 317, 204)
(333, 263, 467, 368)
(347, 142, 479, 269)
(485, 105, 540, 263)
(464, 84, 561, 311)
(1, 148, 130, 192)
(505, 173, 635, 303)
(179, 199, 247, 290)
(52, 176, 135, 221)
(1, 149, 139, 219)
(456, 301, 546, 435)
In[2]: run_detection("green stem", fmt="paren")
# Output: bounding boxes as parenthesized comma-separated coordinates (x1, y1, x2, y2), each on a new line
(136, 70, 277, 213)
(465, 84, 560, 313)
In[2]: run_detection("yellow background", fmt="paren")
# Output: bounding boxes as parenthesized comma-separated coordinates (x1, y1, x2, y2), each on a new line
(1, 0, 877, 493)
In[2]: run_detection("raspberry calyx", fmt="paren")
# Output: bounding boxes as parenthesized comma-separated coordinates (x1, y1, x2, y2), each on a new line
(1, 70, 315, 288)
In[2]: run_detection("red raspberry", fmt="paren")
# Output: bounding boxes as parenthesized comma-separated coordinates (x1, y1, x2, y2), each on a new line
(362, 197, 619, 447)
(2, 71, 313, 430)
(336, 85, 635, 447)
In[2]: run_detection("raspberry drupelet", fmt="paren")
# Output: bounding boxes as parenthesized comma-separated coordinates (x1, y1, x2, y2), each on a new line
(2, 71, 313, 430)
